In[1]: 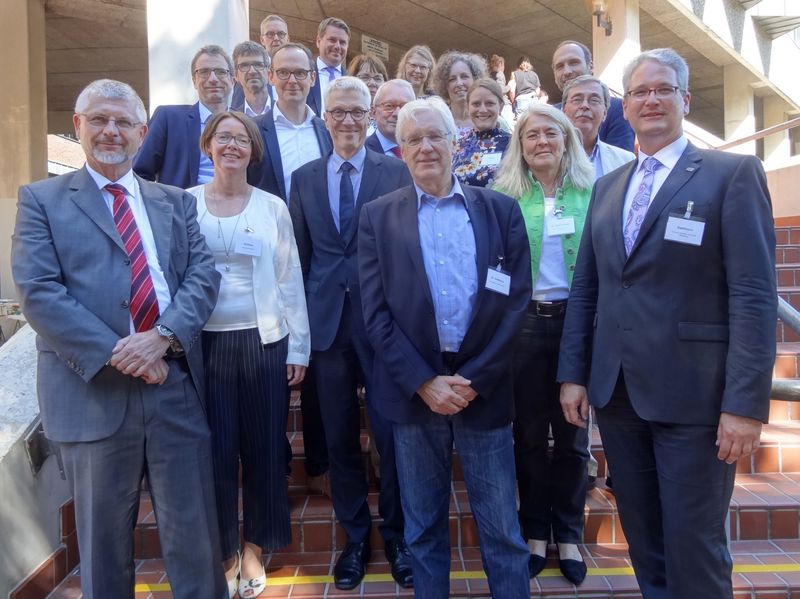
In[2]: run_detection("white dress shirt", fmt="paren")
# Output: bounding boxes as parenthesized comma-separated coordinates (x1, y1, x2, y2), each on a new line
(316, 57, 342, 113)
(622, 135, 688, 229)
(86, 165, 172, 333)
(273, 103, 323, 197)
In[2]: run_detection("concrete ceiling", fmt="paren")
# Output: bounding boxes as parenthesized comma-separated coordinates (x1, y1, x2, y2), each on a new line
(43, 0, 775, 138)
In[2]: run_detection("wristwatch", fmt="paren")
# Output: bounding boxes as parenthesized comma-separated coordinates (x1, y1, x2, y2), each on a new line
(155, 324, 184, 355)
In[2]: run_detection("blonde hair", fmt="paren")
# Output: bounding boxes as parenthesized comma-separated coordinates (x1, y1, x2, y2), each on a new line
(493, 103, 593, 198)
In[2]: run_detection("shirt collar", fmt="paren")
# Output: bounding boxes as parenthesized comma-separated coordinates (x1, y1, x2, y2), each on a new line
(374, 129, 397, 152)
(85, 163, 137, 195)
(587, 141, 600, 163)
(197, 101, 214, 124)
(272, 103, 315, 127)
(329, 146, 367, 173)
(244, 98, 269, 117)
(415, 176, 466, 209)
(316, 57, 342, 75)
(637, 134, 688, 172)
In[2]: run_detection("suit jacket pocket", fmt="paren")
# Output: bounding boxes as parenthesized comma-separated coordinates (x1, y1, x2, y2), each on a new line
(677, 321, 729, 342)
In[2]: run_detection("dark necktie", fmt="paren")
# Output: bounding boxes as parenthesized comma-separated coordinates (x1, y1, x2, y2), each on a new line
(105, 184, 160, 332)
(390, 146, 402, 158)
(339, 161, 355, 239)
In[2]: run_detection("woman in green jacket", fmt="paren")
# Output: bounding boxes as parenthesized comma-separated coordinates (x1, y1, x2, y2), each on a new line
(494, 102, 594, 586)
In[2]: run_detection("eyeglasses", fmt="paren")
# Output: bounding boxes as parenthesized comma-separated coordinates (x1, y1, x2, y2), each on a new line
(326, 108, 369, 121)
(403, 133, 449, 147)
(237, 61, 267, 73)
(272, 68, 312, 80)
(358, 74, 385, 84)
(406, 62, 430, 72)
(193, 68, 231, 79)
(625, 86, 681, 101)
(79, 113, 141, 130)
(377, 102, 405, 114)
(262, 30, 287, 39)
(566, 95, 605, 107)
(213, 132, 252, 147)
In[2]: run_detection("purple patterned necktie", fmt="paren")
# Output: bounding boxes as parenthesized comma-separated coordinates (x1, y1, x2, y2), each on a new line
(623, 156, 661, 255)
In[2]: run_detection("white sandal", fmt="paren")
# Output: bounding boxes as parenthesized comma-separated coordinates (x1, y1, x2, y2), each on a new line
(225, 551, 241, 599)
(238, 563, 267, 598)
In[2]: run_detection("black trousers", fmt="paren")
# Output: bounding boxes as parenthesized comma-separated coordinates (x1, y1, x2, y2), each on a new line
(597, 375, 737, 599)
(512, 304, 589, 543)
(203, 329, 291, 558)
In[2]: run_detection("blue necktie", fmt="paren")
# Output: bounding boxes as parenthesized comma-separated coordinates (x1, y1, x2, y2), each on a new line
(623, 156, 661, 255)
(339, 161, 355, 239)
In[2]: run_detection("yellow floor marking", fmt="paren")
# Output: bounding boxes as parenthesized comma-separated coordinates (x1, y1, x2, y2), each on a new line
(131, 562, 800, 591)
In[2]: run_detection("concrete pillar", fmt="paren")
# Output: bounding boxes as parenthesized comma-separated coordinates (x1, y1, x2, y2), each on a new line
(0, 0, 47, 302)
(592, 0, 641, 97)
(723, 64, 757, 156)
(762, 94, 792, 168)
(146, 0, 249, 111)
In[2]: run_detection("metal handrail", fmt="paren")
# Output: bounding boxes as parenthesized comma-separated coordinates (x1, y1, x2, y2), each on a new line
(717, 117, 800, 151)
(773, 296, 800, 402)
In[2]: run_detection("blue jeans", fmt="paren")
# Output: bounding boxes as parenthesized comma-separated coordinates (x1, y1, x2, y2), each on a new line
(394, 416, 530, 599)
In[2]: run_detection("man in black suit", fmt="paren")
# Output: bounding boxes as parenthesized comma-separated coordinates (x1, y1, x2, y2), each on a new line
(551, 40, 635, 152)
(307, 17, 350, 116)
(358, 96, 532, 598)
(558, 48, 777, 598)
(365, 79, 416, 158)
(248, 42, 331, 200)
(289, 76, 413, 591)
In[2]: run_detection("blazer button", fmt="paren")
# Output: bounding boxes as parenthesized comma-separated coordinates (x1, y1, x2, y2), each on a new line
(569, 265, 575, 271)
(622, 280, 631, 289)
(567, 249, 574, 255)
(121, 299, 130, 308)
(123, 257, 131, 265)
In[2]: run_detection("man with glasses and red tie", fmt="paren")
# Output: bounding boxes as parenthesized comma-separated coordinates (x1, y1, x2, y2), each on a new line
(365, 79, 417, 158)
(12, 79, 225, 598)
(134, 45, 233, 189)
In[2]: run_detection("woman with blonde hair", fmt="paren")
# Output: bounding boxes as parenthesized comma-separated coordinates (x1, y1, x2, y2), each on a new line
(493, 102, 593, 587)
(396, 44, 436, 98)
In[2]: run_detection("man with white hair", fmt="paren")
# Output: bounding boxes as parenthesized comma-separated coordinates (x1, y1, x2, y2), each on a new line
(358, 96, 532, 598)
(366, 79, 416, 157)
(289, 76, 413, 590)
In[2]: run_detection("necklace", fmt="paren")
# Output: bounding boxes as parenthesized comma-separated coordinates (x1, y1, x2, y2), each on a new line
(206, 187, 248, 272)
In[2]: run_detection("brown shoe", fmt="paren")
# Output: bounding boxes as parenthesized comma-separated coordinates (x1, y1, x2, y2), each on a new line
(307, 472, 331, 498)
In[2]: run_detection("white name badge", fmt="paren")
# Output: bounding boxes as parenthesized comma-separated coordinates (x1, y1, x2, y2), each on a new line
(546, 216, 576, 236)
(664, 215, 705, 246)
(235, 236, 262, 257)
(480, 152, 502, 167)
(485, 267, 511, 296)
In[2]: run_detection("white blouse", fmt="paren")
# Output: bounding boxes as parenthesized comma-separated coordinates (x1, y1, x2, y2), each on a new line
(190, 185, 311, 366)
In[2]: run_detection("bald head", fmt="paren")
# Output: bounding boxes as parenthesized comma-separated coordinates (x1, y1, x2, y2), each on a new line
(372, 79, 417, 142)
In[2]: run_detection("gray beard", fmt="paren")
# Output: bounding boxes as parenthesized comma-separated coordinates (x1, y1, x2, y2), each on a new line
(92, 148, 128, 164)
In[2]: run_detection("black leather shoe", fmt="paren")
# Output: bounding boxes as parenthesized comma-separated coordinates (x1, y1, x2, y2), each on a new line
(528, 554, 546, 578)
(334, 541, 370, 590)
(385, 538, 413, 588)
(587, 475, 597, 491)
(559, 557, 587, 585)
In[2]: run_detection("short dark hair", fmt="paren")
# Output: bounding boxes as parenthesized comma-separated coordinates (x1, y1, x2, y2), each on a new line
(233, 41, 269, 67)
(552, 40, 592, 67)
(199, 111, 264, 165)
(271, 42, 314, 71)
(190, 45, 233, 77)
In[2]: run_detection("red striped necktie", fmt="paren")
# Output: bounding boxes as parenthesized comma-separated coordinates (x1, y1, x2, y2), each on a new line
(105, 184, 160, 332)
(390, 145, 402, 158)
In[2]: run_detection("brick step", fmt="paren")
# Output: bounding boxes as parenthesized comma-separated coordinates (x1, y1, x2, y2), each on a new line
(776, 245, 800, 266)
(129, 470, 800, 561)
(776, 225, 800, 248)
(46, 540, 800, 598)
(778, 262, 800, 287)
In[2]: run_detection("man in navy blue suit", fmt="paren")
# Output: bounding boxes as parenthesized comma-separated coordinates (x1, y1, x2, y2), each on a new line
(248, 43, 332, 200)
(230, 41, 272, 118)
(358, 97, 532, 599)
(365, 79, 416, 158)
(551, 40, 635, 152)
(289, 76, 413, 591)
(558, 48, 776, 598)
(307, 17, 350, 116)
(134, 45, 233, 188)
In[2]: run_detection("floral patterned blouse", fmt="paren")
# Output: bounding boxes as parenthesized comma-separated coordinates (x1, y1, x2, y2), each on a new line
(452, 127, 511, 188)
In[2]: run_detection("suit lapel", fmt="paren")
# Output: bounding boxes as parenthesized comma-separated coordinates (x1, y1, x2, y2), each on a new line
(313, 117, 333, 155)
(137, 176, 173, 275)
(262, 112, 286, 199)
(69, 168, 126, 252)
(628, 143, 702, 258)
(188, 104, 201, 185)
(310, 157, 339, 243)
(400, 191, 436, 311)
(463, 188, 488, 328)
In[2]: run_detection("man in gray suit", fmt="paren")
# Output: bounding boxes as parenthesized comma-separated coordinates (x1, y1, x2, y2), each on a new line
(558, 49, 776, 598)
(11, 79, 225, 599)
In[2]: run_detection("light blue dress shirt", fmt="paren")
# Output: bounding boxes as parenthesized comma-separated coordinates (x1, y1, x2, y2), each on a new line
(197, 102, 215, 184)
(588, 142, 603, 181)
(327, 147, 366, 232)
(415, 177, 478, 352)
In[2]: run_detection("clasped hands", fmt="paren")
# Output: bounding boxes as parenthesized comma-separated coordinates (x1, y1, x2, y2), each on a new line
(109, 328, 171, 385)
(417, 374, 478, 415)
(559, 382, 763, 464)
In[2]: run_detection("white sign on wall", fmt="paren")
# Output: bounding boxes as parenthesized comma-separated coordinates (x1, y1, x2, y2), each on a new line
(361, 35, 389, 63)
